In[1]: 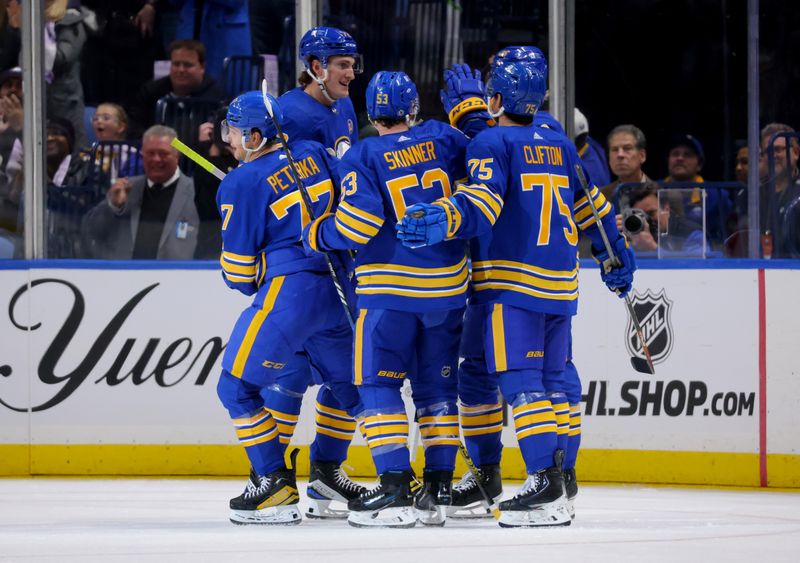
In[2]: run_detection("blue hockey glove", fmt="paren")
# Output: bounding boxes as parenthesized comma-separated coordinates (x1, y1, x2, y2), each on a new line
(302, 213, 334, 254)
(593, 235, 637, 298)
(440, 64, 490, 127)
(396, 203, 450, 248)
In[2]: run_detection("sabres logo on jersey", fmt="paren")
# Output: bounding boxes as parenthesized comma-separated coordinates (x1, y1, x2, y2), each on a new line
(335, 136, 352, 158)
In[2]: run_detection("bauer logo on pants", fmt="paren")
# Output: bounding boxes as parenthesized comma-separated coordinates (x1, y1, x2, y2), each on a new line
(625, 288, 674, 366)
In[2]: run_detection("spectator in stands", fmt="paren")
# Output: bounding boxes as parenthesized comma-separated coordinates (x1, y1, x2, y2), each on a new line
(128, 39, 224, 137)
(80, 0, 160, 109)
(91, 103, 131, 142)
(758, 122, 800, 258)
(573, 107, 610, 187)
(664, 133, 705, 184)
(46, 117, 87, 187)
(0, 66, 22, 233)
(601, 124, 652, 202)
(3, 0, 93, 148)
(82, 125, 199, 259)
(617, 181, 708, 257)
(664, 133, 731, 245)
(173, 0, 252, 81)
(80, 103, 143, 186)
(735, 142, 749, 185)
(0, 66, 22, 173)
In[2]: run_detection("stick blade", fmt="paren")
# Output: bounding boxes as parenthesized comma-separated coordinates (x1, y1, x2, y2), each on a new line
(630, 356, 656, 374)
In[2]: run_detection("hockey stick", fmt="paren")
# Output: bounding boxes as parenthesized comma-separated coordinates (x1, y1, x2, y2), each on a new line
(458, 442, 500, 519)
(170, 138, 226, 180)
(261, 79, 356, 330)
(573, 164, 655, 375)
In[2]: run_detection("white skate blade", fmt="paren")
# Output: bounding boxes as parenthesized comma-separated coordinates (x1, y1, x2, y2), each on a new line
(305, 497, 350, 519)
(347, 506, 417, 528)
(446, 497, 501, 519)
(415, 505, 446, 527)
(230, 504, 302, 525)
(498, 498, 571, 528)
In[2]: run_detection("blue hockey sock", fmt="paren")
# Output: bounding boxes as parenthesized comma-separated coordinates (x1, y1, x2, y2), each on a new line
(359, 384, 410, 475)
(459, 402, 504, 466)
(216, 371, 285, 476)
(565, 403, 582, 469)
(310, 386, 356, 464)
(417, 401, 459, 471)
(509, 392, 557, 473)
(549, 392, 570, 455)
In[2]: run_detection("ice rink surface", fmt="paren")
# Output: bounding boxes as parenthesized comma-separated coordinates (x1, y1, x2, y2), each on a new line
(1, 478, 798, 563)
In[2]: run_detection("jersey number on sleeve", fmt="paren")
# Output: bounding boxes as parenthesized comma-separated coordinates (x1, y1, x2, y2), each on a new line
(220, 204, 233, 230)
(521, 172, 578, 246)
(468, 158, 494, 180)
(386, 168, 452, 219)
(269, 179, 334, 227)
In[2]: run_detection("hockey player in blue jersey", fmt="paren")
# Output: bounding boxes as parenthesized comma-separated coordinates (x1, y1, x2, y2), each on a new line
(214, 91, 363, 525)
(303, 71, 470, 528)
(398, 60, 635, 527)
(279, 26, 361, 158)
(258, 26, 367, 518)
(441, 46, 588, 519)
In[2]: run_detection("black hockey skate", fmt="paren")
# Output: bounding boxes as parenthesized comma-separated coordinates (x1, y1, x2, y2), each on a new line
(414, 470, 453, 526)
(446, 463, 503, 519)
(347, 470, 416, 528)
(564, 467, 578, 519)
(498, 451, 570, 528)
(306, 461, 367, 519)
(229, 449, 302, 525)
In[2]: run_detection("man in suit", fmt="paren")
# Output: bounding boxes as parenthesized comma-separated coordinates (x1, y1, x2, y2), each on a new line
(83, 125, 199, 260)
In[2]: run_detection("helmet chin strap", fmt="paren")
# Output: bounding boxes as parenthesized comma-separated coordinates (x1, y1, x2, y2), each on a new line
(241, 135, 268, 163)
(306, 67, 337, 104)
(487, 96, 505, 119)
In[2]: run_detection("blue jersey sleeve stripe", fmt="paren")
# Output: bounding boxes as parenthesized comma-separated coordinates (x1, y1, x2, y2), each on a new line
(339, 200, 384, 229)
(472, 259, 578, 280)
(455, 191, 498, 224)
(355, 256, 467, 276)
(472, 268, 578, 292)
(576, 199, 612, 229)
(456, 184, 503, 217)
(336, 206, 381, 237)
(335, 218, 372, 244)
(221, 250, 257, 264)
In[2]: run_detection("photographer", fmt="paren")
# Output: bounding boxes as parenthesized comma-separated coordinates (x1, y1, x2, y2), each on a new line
(617, 181, 709, 257)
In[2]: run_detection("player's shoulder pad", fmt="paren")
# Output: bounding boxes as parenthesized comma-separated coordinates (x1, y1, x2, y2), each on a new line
(334, 95, 356, 114)
(339, 136, 372, 164)
(289, 138, 328, 159)
(218, 160, 263, 198)
(418, 120, 470, 157)
(469, 122, 506, 146)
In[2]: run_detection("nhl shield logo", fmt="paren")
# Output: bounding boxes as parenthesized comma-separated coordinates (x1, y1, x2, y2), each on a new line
(625, 289, 674, 365)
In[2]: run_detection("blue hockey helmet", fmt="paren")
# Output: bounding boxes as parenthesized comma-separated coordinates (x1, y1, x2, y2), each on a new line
(365, 71, 419, 121)
(494, 46, 547, 76)
(299, 26, 363, 73)
(486, 61, 547, 117)
(223, 90, 282, 144)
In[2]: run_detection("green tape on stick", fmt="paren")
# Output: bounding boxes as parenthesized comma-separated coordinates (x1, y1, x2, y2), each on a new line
(170, 137, 226, 181)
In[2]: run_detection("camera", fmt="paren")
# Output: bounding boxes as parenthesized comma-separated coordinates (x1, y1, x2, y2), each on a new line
(622, 208, 649, 235)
